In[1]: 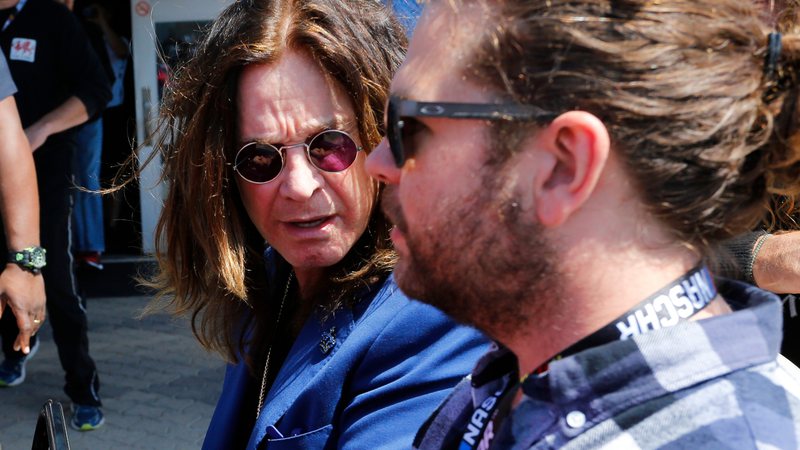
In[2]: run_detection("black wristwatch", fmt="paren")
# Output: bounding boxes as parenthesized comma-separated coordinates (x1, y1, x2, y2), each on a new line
(7, 246, 46, 274)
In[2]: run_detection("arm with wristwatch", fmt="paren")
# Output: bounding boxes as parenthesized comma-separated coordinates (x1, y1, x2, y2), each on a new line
(0, 81, 46, 356)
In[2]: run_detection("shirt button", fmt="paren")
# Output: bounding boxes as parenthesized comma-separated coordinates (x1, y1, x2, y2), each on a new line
(565, 410, 586, 429)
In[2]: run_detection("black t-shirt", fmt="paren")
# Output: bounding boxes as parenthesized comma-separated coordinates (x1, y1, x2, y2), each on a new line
(0, 0, 110, 130)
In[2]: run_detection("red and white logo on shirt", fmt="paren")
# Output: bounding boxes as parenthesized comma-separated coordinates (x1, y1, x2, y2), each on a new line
(9, 38, 36, 63)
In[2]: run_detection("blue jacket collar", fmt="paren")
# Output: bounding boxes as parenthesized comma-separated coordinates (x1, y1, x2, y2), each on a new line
(248, 246, 386, 446)
(249, 305, 356, 445)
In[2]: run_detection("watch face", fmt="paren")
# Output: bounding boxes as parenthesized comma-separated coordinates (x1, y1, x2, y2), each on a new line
(29, 248, 46, 269)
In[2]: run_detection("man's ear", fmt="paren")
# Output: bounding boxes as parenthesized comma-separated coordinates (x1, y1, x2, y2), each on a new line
(532, 111, 610, 227)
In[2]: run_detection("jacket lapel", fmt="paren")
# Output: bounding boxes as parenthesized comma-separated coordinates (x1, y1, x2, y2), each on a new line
(247, 307, 355, 448)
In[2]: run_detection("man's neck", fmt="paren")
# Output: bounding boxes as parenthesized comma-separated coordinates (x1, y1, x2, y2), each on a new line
(505, 236, 714, 377)
(0, 0, 20, 10)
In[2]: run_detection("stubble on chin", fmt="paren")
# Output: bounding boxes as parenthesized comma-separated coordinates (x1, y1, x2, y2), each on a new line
(382, 177, 564, 342)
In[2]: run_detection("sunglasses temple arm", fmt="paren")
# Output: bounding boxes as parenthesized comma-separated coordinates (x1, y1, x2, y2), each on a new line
(400, 99, 556, 122)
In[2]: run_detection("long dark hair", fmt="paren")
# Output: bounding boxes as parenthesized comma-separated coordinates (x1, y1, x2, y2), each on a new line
(144, 0, 407, 369)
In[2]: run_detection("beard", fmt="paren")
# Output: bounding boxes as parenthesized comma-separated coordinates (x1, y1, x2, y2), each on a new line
(381, 173, 562, 342)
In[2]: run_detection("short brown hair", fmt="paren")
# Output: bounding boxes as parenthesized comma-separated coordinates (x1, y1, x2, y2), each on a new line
(145, 0, 406, 366)
(449, 0, 800, 252)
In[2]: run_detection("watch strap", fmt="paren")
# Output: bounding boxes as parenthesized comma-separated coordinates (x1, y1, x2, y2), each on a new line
(7, 246, 46, 273)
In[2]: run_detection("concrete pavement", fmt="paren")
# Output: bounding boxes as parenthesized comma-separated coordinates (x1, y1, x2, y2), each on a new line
(0, 264, 225, 449)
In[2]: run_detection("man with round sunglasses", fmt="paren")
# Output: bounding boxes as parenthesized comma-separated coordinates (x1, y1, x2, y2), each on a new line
(140, 1, 487, 449)
(366, 0, 800, 448)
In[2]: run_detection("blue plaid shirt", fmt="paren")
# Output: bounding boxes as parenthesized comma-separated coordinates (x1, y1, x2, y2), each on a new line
(414, 279, 800, 449)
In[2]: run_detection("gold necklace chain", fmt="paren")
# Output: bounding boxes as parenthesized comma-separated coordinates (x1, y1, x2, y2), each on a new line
(256, 271, 293, 419)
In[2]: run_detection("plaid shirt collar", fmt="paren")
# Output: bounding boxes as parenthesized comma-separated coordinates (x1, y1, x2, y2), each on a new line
(468, 279, 783, 447)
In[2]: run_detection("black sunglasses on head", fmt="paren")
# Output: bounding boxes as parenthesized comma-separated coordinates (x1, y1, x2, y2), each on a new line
(386, 96, 558, 168)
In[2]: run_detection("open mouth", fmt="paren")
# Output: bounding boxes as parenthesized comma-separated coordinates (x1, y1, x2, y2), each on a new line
(291, 217, 330, 228)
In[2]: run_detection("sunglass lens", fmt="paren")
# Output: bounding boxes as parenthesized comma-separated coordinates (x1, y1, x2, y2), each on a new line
(235, 143, 283, 183)
(308, 131, 359, 172)
(387, 98, 404, 167)
(392, 116, 426, 168)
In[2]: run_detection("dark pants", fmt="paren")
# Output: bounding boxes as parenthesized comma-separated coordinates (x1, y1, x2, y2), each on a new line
(0, 139, 101, 407)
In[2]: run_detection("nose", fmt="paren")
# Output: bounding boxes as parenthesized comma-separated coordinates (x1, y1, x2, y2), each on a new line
(366, 137, 400, 184)
(279, 146, 323, 201)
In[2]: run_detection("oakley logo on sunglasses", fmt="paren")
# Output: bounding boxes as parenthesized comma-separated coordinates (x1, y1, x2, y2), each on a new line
(420, 105, 446, 115)
(234, 130, 363, 184)
(387, 96, 557, 168)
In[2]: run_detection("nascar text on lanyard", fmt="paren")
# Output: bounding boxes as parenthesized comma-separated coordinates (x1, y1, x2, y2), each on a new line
(1, 0, 27, 32)
(459, 264, 717, 450)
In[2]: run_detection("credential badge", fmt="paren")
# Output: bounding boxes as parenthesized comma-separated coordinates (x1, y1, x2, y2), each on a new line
(9, 38, 36, 63)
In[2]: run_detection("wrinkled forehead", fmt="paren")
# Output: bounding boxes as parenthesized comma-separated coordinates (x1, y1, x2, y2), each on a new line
(235, 52, 357, 145)
(391, 1, 492, 102)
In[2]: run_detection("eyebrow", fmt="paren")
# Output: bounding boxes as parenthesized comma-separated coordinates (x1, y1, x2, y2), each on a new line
(239, 117, 357, 146)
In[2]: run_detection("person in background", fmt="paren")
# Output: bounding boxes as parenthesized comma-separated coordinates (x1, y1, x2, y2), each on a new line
(70, 0, 130, 271)
(0, 0, 110, 431)
(722, 217, 800, 363)
(143, 0, 487, 448)
(0, 50, 45, 361)
(718, 0, 800, 364)
(367, 0, 800, 447)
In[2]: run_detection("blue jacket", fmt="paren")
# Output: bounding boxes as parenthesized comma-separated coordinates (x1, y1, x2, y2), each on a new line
(387, 0, 423, 36)
(203, 274, 488, 449)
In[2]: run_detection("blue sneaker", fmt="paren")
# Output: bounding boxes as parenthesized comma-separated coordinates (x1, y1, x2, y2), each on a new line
(70, 404, 105, 431)
(0, 339, 39, 387)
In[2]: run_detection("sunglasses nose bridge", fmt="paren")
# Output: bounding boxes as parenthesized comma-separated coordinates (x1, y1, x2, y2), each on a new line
(281, 143, 327, 182)
(279, 142, 317, 168)
(279, 142, 308, 152)
(278, 144, 325, 200)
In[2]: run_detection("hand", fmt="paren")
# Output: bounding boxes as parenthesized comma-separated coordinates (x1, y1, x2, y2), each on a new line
(0, 263, 46, 353)
(753, 231, 800, 294)
(24, 121, 52, 152)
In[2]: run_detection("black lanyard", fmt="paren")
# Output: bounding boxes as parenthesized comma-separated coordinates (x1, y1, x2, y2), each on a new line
(1, 0, 26, 33)
(458, 264, 717, 450)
